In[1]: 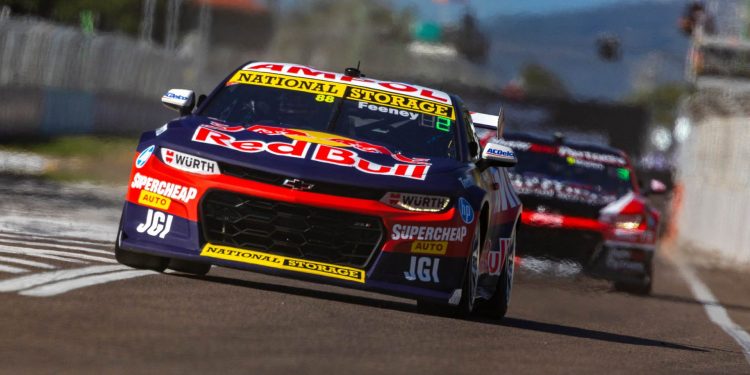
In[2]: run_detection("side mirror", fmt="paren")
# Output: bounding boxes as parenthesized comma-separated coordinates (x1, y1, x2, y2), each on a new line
(478, 142, 517, 170)
(644, 179, 667, 195)
(161, 89, 195, 116)
(196, 94, 207, 108)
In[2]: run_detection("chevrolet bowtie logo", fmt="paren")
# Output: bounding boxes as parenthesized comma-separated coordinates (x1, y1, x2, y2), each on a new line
(282, 178, 315, 191)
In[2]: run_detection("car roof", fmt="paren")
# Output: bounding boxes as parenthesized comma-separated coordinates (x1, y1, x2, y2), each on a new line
(235, 61, 455, 105)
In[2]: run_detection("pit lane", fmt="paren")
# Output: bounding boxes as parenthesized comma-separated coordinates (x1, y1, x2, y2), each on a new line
(0, 175, 747, 374)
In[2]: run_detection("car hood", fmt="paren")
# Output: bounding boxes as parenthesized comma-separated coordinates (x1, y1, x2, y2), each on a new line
(150, 116, 468, 195)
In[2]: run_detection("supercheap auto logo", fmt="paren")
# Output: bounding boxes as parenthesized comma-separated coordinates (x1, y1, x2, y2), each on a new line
(200, 244, 365, 283)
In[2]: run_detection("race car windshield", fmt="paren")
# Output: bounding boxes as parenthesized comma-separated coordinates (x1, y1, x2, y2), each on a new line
(509, 149, 633, 196)
(200, 84, 458, 159)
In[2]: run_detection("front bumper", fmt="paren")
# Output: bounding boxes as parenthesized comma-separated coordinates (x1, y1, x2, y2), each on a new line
(518, 209, 655, 283)
(119, 146, 476, 303)
(588, 241, 654, 284)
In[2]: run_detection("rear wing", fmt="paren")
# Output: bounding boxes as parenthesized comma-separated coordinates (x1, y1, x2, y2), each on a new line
(470, 109, 505, 139)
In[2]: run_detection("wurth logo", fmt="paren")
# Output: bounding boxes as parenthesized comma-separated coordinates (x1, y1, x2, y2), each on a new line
(160, 148, 219, 175)
(388, 193, 401, 205)
(164, 150, 175, 163)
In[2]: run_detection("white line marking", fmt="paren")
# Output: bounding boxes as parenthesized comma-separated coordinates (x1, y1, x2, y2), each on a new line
(0, 232, 112, 247)
(0, 248, 86, 264)
(0, 239, 113, 255)
(0, 246, 115, 264)
(0, 264, 27, 274)
(0, 256, 55, 269)
(20, 269, 157, 297)
(674, 257, 750, 364)
(0, 265, 129, 292)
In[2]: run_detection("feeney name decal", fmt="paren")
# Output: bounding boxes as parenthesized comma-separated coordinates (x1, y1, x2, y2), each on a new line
(192, 126, 430, 180)
(200, 244, 365, 283)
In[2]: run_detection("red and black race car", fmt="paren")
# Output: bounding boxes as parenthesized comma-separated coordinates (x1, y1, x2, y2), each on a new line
(115, 61, 522, 318)
(484, 131, 664, 294)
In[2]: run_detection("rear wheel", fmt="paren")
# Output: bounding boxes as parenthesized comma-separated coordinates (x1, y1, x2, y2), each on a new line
(614, 261, 653, 295)
(479, 235, 516, 320)
(456, 224, 482, 317)
(168, 258, 211, 276)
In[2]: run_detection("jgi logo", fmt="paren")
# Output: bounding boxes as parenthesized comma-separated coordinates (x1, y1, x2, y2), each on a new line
(137, 209, 173, 239)
(404, 256, 440, 283)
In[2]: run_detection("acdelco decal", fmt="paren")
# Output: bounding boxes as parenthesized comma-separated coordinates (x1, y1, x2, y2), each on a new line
(411, 241, 448, 255)
(193, 126, 430, 180)
(130, 173, 198, 203)
(137, 190, 171, 210)
(391, 224, 467, 242)
(228, 71, 347, 97)
(345, 87, 455, 120)
(200, 244, 365, 283)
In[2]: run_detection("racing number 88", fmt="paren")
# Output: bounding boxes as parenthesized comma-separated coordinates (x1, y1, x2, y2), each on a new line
(315, 94, 335, 103)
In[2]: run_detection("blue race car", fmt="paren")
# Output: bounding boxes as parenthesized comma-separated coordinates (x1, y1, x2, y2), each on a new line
(115, 61, 522, 318)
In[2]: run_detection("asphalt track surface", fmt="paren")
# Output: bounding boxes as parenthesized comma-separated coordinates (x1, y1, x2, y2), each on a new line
(0, 175, 748, 374)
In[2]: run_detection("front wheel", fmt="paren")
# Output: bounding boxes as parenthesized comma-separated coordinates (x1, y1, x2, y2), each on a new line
(416, 224, 482, 318)
(168, 258, 211, 276)
(115, 242, 169, 272)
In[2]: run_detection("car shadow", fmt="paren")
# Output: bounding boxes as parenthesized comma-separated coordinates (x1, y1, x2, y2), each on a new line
(174, 272, 713, 353)
(492, 317, 709, 353)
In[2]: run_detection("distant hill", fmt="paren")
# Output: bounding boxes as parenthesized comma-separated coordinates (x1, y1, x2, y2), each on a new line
(482, 1, 690, 100)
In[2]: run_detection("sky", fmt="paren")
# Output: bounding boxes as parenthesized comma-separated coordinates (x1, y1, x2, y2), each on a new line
(392, 0, 677, 21)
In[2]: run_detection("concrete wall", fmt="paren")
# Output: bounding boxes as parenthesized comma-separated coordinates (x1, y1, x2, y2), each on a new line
(674, 115, 750, 266)
(0, 87, 173, 138)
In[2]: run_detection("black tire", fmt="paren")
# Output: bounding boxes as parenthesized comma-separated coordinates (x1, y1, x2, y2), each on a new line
(478, 236, 516, 320)
(115, 244, 169, 272)
(168, 258, 211, 276)
(613, 261, 653, 295)
(416, 224, 482, 318)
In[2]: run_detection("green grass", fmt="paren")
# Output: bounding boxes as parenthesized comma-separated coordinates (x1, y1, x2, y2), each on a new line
(1, 136, 139, 185)
(4, 136, 138, 157)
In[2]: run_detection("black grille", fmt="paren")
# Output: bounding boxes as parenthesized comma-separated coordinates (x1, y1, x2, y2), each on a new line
(200, 190, 384, 268)
(219, 162, 385, 200)
(519, 195, 603, 219)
